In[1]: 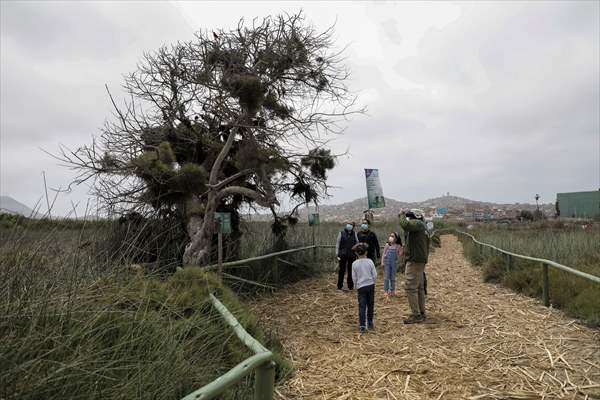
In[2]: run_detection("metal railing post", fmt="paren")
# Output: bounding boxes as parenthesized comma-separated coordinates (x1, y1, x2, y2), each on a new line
(217, 231, 223, 276)
(542, 262, 550, 307)
(507, 254, 513, 272)
(312, 226, 316, 259)
(254, 361, 275, 400)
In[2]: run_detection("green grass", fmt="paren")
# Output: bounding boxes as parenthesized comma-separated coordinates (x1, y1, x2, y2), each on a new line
(0, 216, 291, 400)
(457, 223, 600, 326)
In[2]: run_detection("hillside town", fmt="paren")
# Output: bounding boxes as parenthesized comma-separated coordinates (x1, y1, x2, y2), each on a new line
(299, 194, 559, 223)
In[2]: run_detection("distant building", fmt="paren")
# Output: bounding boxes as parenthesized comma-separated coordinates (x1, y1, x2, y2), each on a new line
(464, 203, 478, 213)
(504, 209, 519, 219)
(474, 211, 485, 221)
(556, 190, 600, 218)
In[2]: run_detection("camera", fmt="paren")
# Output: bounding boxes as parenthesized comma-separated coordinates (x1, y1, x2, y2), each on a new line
(404, 211, 416, 219)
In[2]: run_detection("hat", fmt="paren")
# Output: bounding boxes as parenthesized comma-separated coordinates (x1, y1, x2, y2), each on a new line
(410, 208, 424, 219)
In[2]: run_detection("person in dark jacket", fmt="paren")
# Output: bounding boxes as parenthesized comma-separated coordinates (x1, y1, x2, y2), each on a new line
(335, 222, 359, 290)
(357, 220, 380, 264)
(398, 209, 430, 324)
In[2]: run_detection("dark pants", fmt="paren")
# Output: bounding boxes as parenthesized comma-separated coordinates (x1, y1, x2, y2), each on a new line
(357, 284, 375, 330)
(337, 256, 355, 289)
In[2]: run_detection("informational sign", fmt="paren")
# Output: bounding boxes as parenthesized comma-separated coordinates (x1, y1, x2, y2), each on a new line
(436, 207, 448, 215)
(214, 212, 232, 234)
(308, 213, 320, 226)
(365, 169, 386, 209)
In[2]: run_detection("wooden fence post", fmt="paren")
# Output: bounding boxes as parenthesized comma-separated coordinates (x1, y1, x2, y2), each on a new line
(542, 262, 550, 307)
(254, 361, 275, 400)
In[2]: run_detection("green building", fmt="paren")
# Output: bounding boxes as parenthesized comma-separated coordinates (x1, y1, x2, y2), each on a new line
(556, 190, 600, 218)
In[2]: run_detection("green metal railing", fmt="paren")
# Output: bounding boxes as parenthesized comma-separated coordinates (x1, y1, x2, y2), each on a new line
(187, 231, 600, 398)
(203, 245, 318, 271)
(181, 293, 276, 400)
(438, 229, 600, 307)
(185, 245, 324, 400)
(187, 240, 412, 399)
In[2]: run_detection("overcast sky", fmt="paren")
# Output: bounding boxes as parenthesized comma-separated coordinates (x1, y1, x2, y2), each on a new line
(1, 1, 599, 216)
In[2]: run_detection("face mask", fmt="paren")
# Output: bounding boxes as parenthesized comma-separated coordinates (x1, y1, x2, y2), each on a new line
(345, 224, 353, 231)
(361, 224, 368, 231)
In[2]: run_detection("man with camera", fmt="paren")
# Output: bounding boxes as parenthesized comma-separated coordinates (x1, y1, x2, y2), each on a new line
(398, 209, 430, 324)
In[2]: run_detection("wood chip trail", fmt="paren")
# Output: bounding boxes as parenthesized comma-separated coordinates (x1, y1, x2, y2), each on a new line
(251, 235, 600, 399)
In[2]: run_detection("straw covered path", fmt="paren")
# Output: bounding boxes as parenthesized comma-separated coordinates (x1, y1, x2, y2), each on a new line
(250, 235, 600, 399)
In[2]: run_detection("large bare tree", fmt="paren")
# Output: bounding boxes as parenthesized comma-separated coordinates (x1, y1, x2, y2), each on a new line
(59, 13, 360, 265)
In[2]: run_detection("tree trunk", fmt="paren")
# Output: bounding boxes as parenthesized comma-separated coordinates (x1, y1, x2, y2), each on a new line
(182, 215, 210, 266)
(182, 195, 217, 266)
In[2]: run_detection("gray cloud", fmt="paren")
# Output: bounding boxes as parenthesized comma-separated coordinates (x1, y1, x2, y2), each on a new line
(1, 1, 598, 215)
(325, 1, 599, 205)
(1, 1, 193, 215)
(380, 19, 403, 46)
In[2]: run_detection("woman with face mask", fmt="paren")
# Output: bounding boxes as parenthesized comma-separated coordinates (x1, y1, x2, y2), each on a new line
(335, 221, 359, 290)
(357, 220, 381, 264)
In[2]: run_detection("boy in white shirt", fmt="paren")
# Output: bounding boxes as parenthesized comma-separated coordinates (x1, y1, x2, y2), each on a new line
(352, 243, 377, 335)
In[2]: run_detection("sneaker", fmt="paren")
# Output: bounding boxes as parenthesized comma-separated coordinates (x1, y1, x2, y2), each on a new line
(420, 313, 426, 320)
(403, 314, 424, 324)
(368, 324, 375, 330)
(359, 327, 366, 336)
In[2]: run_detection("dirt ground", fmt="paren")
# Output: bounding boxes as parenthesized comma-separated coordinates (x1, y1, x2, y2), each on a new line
(251, 235, 600, 399)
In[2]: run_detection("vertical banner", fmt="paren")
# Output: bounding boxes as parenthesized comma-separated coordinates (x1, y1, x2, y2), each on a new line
(365, 169, 386, 209)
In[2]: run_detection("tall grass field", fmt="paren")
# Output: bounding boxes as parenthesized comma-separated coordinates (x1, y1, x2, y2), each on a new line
(0, 214, 301, 400)
(457, 222, 600, 326)
(3, 212, 596, 399)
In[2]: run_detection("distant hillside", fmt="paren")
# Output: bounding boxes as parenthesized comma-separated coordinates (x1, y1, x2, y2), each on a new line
(0, 196, 38, 217)
(294, 195, 552, 222)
